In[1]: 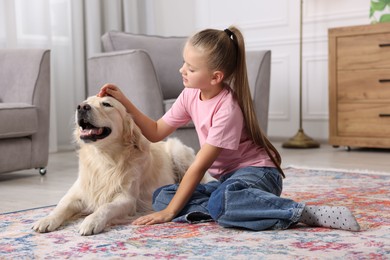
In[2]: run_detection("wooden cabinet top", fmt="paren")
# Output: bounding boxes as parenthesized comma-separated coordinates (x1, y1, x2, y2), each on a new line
(329, 23, 390, 37)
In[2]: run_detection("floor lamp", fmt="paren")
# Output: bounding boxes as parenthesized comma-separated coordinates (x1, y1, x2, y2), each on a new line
(282, 0, 320, 148)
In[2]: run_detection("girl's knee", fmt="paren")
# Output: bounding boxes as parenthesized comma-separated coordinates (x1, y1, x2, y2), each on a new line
(153, 184, 179, 198)
(207, 181, 239, 220)
(207, 194, 222, 220)
(152, 184, 179, 211)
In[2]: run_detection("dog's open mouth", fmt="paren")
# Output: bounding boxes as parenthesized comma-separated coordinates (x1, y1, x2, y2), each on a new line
(78, 119, 111, 142)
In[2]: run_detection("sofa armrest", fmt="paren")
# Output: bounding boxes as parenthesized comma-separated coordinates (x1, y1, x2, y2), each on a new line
(246, 50, 271, 134)
(87, 49, 165, 120)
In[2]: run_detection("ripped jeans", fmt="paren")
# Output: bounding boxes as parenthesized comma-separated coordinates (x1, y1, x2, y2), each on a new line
(152, 166, 305, 231)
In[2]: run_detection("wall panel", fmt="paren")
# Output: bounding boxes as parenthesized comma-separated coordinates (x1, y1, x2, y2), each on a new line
(149, 0, 370, 141)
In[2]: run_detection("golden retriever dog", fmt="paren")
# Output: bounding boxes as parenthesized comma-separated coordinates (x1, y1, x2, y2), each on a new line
(32, 96, 197, 236)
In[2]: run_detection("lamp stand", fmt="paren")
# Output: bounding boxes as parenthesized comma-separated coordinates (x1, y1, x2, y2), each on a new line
(282, 0, 320, 149)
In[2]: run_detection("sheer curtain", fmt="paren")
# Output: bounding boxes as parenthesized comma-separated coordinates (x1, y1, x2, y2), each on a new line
(0, 0, 140, 151)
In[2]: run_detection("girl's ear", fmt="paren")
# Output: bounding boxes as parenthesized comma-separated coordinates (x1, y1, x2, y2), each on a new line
(211, 71, 224, 85)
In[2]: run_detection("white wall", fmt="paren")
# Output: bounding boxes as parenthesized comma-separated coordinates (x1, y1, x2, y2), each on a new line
(143, 0, 370, 142)
(0, 0, 372, 150)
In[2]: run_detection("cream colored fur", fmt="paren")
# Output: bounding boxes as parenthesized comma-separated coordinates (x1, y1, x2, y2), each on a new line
(32, 96, 196, 235)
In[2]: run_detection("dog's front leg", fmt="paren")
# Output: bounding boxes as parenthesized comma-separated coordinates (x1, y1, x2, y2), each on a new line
(78, 194, 136, 236)
(32, 188, 84, 233)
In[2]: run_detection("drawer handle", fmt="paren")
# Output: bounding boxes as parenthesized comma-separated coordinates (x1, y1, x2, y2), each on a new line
(379, 113, 390, 117)
(379, 79, 390, 83)
(379, 43, 390, 47)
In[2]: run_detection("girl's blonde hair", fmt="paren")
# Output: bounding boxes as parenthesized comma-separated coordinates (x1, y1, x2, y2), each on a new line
(189, 26, 285, 177)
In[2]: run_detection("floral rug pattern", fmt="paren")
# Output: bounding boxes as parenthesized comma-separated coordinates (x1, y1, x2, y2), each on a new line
(1, 167, 389, 259)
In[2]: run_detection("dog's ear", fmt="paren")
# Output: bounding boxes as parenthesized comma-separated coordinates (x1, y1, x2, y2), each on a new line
(123, 114, 149, 152)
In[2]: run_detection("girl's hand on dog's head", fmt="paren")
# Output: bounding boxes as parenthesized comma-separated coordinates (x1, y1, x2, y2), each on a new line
(97, 88, 107, 97)
(97, 90, 106, 97)
(97, 83, 117, 97)
(97, 84, 134, 115)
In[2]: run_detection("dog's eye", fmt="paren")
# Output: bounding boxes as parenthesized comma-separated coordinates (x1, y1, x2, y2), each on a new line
(102, 102, 113, 108)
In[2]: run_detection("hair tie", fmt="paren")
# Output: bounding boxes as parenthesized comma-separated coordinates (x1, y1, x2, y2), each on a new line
(224, 28, 234, 39)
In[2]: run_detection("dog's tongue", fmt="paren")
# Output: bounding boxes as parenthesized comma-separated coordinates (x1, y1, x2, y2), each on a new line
(80, 127, 103, 137)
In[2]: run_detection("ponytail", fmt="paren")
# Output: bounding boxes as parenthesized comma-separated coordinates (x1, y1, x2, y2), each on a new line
(227, 26, 284, 178)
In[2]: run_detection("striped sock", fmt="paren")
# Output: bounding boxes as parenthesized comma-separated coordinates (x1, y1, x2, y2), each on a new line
(299, 205, 360, 231)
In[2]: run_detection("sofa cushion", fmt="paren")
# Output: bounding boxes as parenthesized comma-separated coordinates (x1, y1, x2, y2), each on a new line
(0, 103, 38, 139)
(101, 31, 186, 100)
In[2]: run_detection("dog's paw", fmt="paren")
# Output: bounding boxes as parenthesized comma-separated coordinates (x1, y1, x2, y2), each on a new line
(78, 214, 107, 236)
(32, 216, 62, 233)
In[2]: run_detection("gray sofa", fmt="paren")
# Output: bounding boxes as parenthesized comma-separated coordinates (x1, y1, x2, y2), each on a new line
(0, 49, 50, 175)
(88, 31, 271, 151)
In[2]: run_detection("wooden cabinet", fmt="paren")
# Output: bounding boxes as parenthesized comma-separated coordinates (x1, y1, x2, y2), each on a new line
(328, 23, 390, 149)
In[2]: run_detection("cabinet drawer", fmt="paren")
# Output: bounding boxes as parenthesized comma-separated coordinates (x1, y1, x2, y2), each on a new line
(337, 33, 390, 70)
(338, 103, 390, 137)
(337, 69, 390, 101)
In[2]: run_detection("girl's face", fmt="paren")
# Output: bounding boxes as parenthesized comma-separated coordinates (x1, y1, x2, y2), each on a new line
(179, 43, 215, 91)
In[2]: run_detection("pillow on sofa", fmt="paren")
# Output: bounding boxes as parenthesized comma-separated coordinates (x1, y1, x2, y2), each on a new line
(101, 31, 187, 100)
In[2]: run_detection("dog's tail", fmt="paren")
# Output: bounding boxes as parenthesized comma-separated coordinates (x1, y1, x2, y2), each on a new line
(164, 138, 195, 183)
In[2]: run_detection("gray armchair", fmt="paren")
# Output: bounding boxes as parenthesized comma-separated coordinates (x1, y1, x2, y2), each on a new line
(88, 31, 271, 151)
(0, 49, 50, 175)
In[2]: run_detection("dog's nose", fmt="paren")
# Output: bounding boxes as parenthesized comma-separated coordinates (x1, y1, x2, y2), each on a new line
(77, 103, 91, 111)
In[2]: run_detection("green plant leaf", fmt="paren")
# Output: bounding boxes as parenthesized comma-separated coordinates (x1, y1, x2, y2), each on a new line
(379, 13, 390, 22)
(371, 0, 387, 11)
(370, 7, 375, 18)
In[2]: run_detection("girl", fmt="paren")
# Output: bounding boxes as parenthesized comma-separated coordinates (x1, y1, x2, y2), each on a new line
(98, 26, 360, 231)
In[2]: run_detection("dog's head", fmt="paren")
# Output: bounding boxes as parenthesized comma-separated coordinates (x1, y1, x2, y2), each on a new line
(75, 96, 147, 150)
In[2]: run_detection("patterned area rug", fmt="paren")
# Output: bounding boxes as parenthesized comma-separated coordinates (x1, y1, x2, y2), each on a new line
(1, 167, 389, 259)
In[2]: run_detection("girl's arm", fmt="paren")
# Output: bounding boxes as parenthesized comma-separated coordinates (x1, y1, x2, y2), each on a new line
(98, 84, 175, 142)
(132, 143, 222, 225)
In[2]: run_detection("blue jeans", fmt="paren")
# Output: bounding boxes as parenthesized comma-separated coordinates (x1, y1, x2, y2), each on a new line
(152, 167, 305, 231)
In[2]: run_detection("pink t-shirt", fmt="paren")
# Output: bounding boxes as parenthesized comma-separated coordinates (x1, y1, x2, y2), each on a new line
(162, 87, 275, 179)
